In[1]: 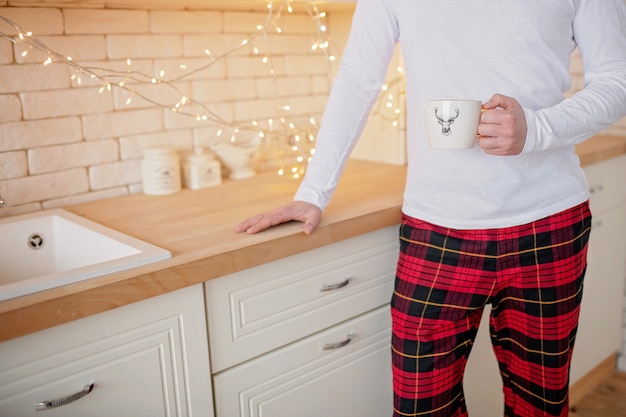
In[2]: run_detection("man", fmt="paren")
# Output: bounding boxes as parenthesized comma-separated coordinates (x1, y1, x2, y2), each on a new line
(236, 1, 626, 416)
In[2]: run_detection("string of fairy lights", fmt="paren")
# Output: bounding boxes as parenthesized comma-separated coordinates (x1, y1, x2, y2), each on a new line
(0, 0, 405, 179)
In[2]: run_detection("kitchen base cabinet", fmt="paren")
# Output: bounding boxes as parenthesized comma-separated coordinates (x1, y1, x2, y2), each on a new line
(572, 203, 626, 381)
(205, 226, 399, 373)
(571, 154, 626, 383)
(0, 284, 214, 417)
(212, 306, 392, 417)
(206, 226, 399, 417)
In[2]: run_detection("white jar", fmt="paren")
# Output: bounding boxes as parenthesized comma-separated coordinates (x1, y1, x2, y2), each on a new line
(141, 148, 181, 195)
(183, 150, 222, 189)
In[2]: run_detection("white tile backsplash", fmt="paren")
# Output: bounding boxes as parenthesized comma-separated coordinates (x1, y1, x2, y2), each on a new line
(0, 4, 339, 215)
(0, 63, 70, 93)
(64, 9, 149, 34)
(0, 117, 82, 151)
(0, 7, 63, 35)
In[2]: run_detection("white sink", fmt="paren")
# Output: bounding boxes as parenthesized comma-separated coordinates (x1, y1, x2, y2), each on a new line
(0, 208, 171, 301)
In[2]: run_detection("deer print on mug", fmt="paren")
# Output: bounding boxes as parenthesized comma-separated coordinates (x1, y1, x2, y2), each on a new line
(434, 106, 460, 136)
(424, 100, 482, 149)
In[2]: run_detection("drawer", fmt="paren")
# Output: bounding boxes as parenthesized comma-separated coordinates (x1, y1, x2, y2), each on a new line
(205, 225, 399, 373)
(583, 154, 626, 214)
(212, 305, 392, 417)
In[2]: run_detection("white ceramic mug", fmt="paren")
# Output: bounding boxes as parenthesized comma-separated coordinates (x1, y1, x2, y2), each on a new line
(424, 100, 482, 149)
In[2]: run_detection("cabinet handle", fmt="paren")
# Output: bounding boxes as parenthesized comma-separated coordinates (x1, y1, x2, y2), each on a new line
(323, 334, 353, 350)
(589, 185, 604, 194)
(35, 382, 95, 411)
(320, 277, 351, 292)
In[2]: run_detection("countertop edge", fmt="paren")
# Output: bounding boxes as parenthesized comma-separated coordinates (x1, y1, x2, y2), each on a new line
(0, 207, 402, 342)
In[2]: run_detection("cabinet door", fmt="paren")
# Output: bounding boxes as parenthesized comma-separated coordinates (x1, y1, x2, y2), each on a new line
(213, 306, 392, 417)
(571, 203, 626, 383)
(0, 285, 214, 417)
(583, 154, 626, 213)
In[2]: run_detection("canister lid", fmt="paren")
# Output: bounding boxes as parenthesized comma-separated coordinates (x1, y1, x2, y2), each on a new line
(184, 148, 215, 163)
(143, 147, 177, 157)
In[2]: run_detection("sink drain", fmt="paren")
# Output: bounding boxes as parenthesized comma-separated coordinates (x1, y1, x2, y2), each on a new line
(27, 233, 45, 250)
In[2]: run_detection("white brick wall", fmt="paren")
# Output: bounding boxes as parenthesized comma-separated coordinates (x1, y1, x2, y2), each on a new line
(0, 5, 624, 215)
(0, 5, 333, 217)
(64, 9, 149, 34)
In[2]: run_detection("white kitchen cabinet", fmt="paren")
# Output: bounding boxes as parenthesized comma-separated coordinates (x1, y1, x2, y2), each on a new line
(205, 226, 399, 373)
(572, 153, 626, 381)
(213, 306, 392, 417)
(0, 284, 214, 417)
(206, 226, 398, 417)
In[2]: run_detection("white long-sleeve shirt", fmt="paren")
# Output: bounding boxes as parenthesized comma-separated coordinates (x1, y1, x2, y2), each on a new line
(294, 0, 626, 229)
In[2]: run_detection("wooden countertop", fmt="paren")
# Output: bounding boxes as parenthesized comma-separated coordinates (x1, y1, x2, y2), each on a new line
(1, 134, 625, 342)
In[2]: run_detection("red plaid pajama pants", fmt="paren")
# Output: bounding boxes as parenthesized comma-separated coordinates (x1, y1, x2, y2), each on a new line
(391, 201, 592, 417)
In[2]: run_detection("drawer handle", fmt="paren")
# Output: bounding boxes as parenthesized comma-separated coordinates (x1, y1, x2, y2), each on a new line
(589, 185, 604, 194)
(320, 277, 351, 292)
(35, 382, 95, 411)
(323, 334, 353, 350)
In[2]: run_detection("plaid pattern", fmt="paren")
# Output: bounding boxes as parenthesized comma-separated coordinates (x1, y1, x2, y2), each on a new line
(391, 201, 592, 417)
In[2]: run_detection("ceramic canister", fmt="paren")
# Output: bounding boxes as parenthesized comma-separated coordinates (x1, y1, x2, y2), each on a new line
(183, 150, 222, 189)
(141, 148, 181, 195)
